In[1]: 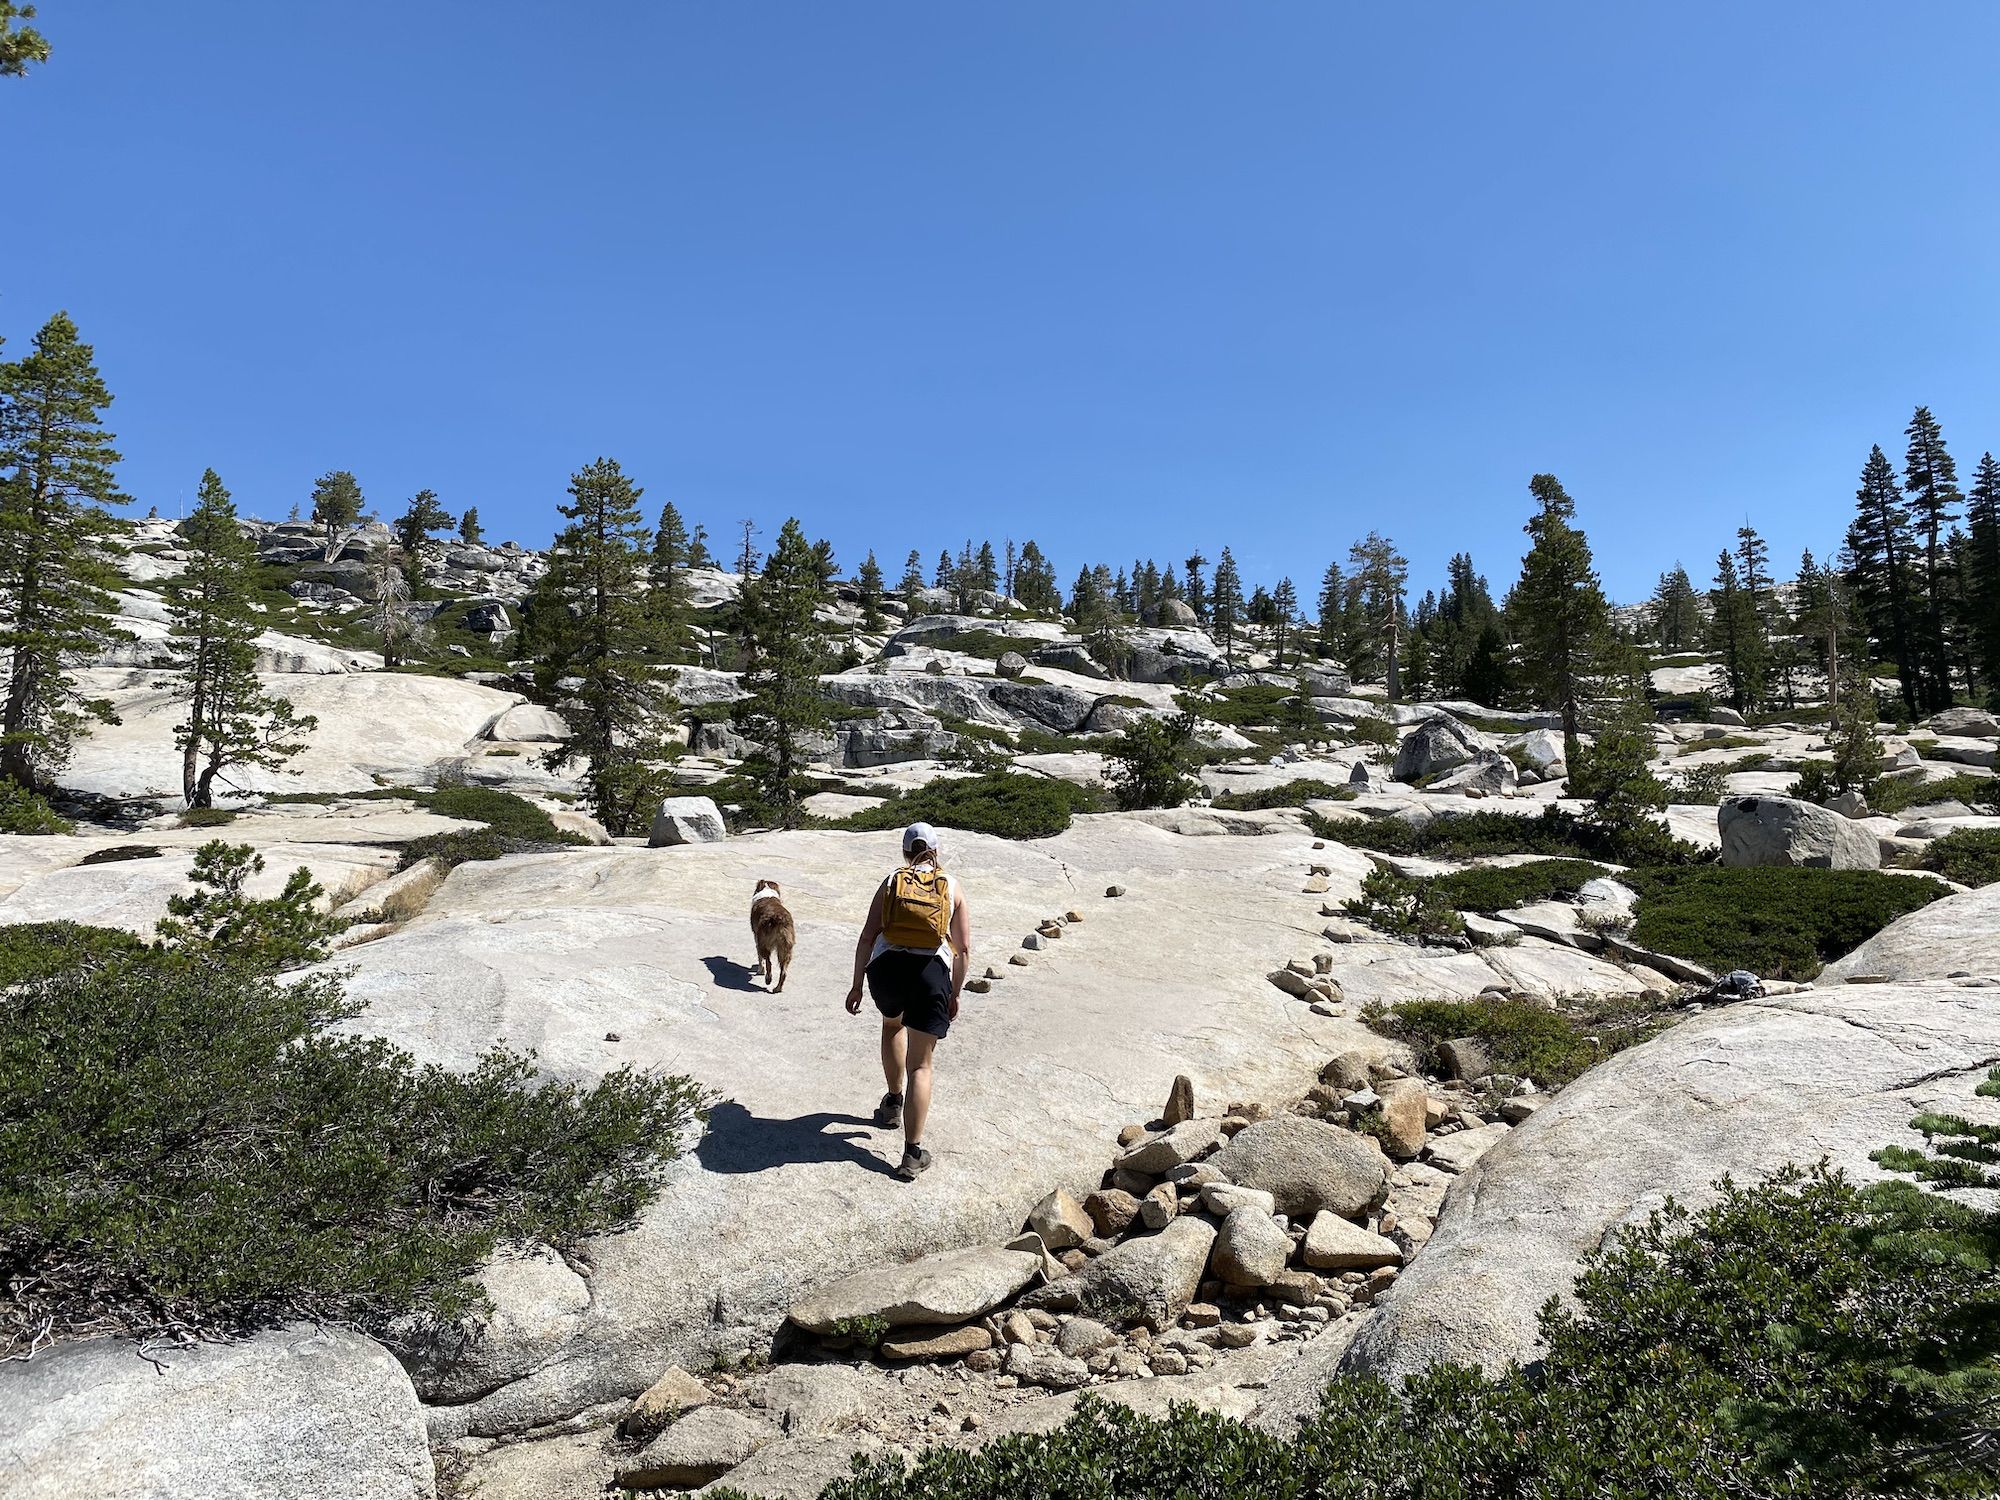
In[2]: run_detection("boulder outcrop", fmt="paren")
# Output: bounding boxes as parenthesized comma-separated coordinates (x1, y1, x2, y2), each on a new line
(0, 1325, 434, 1500)
(1717, 794, 1880, 870)
(1341, 981, 2000, 1381)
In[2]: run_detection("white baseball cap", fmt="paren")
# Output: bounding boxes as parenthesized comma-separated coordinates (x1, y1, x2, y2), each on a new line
(903, 822, 941, 857)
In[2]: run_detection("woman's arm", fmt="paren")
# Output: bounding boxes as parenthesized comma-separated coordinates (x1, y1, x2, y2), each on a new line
(845, 886, 886, 1014)
(946, 888, 973, 1015)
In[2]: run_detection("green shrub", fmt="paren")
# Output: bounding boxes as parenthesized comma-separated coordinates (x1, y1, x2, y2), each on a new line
(1103, 712, 1201, 811)
(177, 806, 239, 828)
(395, 786, 587, 869)
(154, 842, 340, 973)
(914, 629, 1027, 661)
(1310, 804, 1712, 866)
(1174, 683, 1293, 727)
(1673, 762, 1729, 805)
(1788, 759, 1836, 804)
(0, 781, 73, 835)
(1626, 866, 1949, 979)
(0, 852, 710, 1355)
(1918, 827, 2000, 887)
(0, 921, 145, 988)
(759, 1162, 1996, 1499)
(1422, 858, 1611, 914)
(1342, 865, 1466, 944)
(1869, 770, 2000, 817)
(1209, 778, 1356, 811)
(1363, 993, 1670, 1088)
(827, 772, 1101, 840)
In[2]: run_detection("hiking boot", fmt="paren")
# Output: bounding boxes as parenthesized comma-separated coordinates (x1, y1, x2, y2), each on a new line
(873, 1091, 903, 1130)
(895, 1145, 933, 1182)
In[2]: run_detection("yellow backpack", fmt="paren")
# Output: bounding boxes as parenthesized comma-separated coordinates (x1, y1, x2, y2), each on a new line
(882, 865, 952, 950)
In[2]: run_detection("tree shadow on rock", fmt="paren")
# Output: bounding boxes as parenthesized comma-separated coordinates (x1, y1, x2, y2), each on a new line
(702, 955, 763, 993)
(696, 1099, 898, 1178)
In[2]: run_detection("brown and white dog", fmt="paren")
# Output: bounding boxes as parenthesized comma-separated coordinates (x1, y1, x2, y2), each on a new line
(749, 879, 795, 993)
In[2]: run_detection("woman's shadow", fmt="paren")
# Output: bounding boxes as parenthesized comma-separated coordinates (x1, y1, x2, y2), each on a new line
(695, 1099, 900, 1177)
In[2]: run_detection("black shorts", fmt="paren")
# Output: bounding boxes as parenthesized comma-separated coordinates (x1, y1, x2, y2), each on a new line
(868, 951, 953, 1040)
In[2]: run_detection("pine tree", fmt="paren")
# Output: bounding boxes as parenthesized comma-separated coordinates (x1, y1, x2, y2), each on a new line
(810, 538, 838, 591)
(1210, 549, 1243, 663)
(1512, 473, 1609, 741)
(735, 519, 761, 579)
(0, 312, 128, 791)
(975, 540, 1000, 593)
(1966, 453, 2000, 703)
(1904, 406, 1963, 713)
(954, 541, 977, 614)
(1003, 539, 1018, 603)
(1016, 541, 1060, 615)
(526, 459, 679, 835)
(457, 507, 484, 545)
(1316, 559, 1345, 659)
(899, 548, 925, 616)
(1649, 565, 1703, 649)
(1346, 533, 1409, 697)
(369, 538, 413, 669)
(647, 500, 694, 657)
(934, 549, 955, 590)
(1272, 577, 1298, 667)
(391, 488, 454, 592)
(1462, 622, 1511, 707)
(1847, 444, 1920, 718)
(1, 2, 51, 77)
(687, 524, 714, 569)
(857, 550, 885, 631)
(167, 469, 316, 807)
(738, 519, 835, 825)
(1184, 552, 1208, 624)
(1710, 549, 1764, 712)
(308, 470, 363, 560)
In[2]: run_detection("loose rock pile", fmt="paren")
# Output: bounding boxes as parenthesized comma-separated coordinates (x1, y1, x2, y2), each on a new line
(591, 1028, 1536, 1493)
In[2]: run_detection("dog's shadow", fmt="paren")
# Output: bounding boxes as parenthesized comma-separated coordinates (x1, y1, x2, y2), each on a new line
(696, 1100, 899, 1177)
(701, 955, 764, 993)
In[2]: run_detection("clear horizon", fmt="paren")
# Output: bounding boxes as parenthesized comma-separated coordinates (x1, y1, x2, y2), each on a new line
(6, 3, 1999, 603)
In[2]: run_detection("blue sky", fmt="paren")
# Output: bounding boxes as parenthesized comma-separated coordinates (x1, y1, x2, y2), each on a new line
(4, 3, 1997, 602)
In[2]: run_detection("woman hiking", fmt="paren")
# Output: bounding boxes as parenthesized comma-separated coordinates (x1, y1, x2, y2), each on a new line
(844, 822, 972, 1181)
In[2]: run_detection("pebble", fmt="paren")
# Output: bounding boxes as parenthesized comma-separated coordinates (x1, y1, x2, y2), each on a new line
(1106, 885, 1126, 897)
(1009, 954, 1031, 966)
(964, 978, 992, 994)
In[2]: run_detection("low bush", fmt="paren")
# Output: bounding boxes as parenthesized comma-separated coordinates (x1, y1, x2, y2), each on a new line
(1672, 762, 1728, 804)
(1626, 866, 1948, 979)
(177, 805, 239, 828)
(1310, 804, 1712, 866)
(1422, 857, 1610, 914)
(1918, 827, 2000, 887)
(914, 628, 1028, 661)
(1209, 778, 1356, 811)
(1174, 683, 1293, 727)
(766, 1161, 1997, 1499)
(396, 786, 587, 869)
(1869, 770, 2000, 817)
(0, 781, 73, 835)
(0, 921, 145, 988)
(0, 857, 709, 1355)
(826, 772, 1101, 840)
(1363, 992, 1670, 1088)
(1342, 865, 1466, 944)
